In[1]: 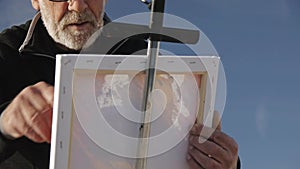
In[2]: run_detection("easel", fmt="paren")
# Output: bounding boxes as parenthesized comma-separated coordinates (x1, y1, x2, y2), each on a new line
(134, 1, 200, 169)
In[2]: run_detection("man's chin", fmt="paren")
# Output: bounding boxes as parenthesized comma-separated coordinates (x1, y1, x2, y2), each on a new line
(56, 34, 90, 51)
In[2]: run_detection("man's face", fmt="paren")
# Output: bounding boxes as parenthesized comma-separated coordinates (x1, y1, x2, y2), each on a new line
(38, 0, 106, 50)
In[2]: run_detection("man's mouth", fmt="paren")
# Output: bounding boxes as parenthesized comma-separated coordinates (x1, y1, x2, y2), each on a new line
(67, 21, 93, 31)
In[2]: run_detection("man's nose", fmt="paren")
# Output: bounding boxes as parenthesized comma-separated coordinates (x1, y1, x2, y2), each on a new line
(68, 0, 88, 12)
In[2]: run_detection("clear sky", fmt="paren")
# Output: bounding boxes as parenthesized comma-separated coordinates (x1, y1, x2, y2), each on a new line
(1, 0, 300, 168)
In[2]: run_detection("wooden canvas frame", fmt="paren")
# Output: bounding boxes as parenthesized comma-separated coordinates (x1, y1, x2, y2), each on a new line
(49, 54, 220, 169)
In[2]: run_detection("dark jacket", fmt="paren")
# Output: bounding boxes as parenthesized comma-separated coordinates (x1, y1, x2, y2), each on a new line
(0, 12, 147, 169)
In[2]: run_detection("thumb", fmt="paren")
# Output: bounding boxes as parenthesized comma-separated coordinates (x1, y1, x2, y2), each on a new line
(212, 111, 222, 131)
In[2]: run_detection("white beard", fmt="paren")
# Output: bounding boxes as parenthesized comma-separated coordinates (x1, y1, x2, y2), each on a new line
(39, 1, 103, 50)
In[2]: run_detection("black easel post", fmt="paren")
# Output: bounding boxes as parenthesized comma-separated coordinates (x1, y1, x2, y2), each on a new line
(136, 0, 166, 169)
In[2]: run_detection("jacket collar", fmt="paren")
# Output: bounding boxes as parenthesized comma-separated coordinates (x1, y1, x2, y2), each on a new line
(18, 12, 41, 53)
(19, 12, 75, 58)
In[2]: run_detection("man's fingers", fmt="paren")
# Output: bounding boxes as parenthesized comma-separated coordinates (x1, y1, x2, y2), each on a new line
(21, 82, 53, 142)
(188, 112, 239, 169)
(31, 112, 51, 143)
(0, 82, 54, 142)
(187, 156, 204, 169)
(3, 116, 25, 139)
(189, 135, 227, 163)
(188, 133, 238, 169)
(1, 111, 46, 143)
(190, 124, 214, 139)
(33, 82, 54, 106)
(208, 130, 238, 155)
(23, 125, 45, 143)
(189, 123, 238, 155)
(44, 108, 53, 135)
(25, 111, 51, 143)
(20, 85, 49, 111)
(20, 99, 51, 143)
(188, 144, 221, 169)
(191, 111, 222, 138)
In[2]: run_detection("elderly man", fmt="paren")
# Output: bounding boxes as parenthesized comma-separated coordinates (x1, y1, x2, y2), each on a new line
(0, 0, 239, 168)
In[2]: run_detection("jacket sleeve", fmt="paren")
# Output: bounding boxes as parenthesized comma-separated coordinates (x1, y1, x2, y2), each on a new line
(0, 101, 18, 163)
(237, 156, 241, 169)
(0, 43, 19, 162)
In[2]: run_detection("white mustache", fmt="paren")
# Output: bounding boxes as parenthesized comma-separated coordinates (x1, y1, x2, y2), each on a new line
(60, 9, 97, 28)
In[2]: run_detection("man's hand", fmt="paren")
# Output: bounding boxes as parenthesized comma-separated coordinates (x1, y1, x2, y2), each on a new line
(0, 82, 54, 143)
(187, 113, 239, 169)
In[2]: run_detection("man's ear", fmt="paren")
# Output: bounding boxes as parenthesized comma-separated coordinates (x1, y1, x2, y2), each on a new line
(31, 0, 40, 11)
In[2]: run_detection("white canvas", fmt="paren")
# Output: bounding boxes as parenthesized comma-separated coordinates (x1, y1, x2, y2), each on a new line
(50, 54, 220, 169)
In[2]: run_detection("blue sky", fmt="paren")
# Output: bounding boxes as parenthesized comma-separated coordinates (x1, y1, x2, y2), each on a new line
(1, 0, 300, 168)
